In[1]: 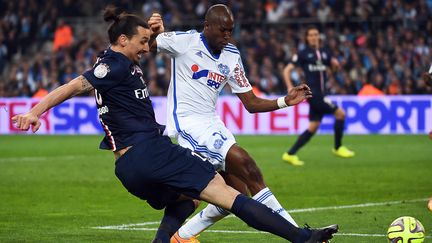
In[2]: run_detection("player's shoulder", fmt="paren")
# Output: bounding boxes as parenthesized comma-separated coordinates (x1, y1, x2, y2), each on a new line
(94, 51, 129, 78)
(223, 43, 241, 56)
(161, 29, 199, 39)
(298, 47, 311, 56)
(294, 47, 313, 62)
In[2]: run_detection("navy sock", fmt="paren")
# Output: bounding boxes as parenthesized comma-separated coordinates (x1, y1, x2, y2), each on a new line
(153, 200, 195, 243)
(288, 130, 314, 155)
(334, 119, 345, 150)
(230, 194, 310, 242)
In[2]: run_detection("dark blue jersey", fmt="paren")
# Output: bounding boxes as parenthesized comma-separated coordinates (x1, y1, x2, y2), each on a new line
(291, 46, 332, 96)
(83, 48, 163, 151)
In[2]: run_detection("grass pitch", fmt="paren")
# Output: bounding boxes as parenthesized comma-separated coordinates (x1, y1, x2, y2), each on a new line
(0, 135, 431, 242)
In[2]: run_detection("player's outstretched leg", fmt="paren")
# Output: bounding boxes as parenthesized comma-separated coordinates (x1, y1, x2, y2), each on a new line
(199, 173, 338, 242)
(225, 145, 298, 225)
(152, 200, 197, 243)
(332, 108, 354, 158)
(174, 146, 300, 241)
(173, 173, 244, 242)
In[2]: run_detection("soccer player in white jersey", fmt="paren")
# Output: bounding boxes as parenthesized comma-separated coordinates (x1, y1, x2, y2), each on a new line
(150, 5, 316, 242)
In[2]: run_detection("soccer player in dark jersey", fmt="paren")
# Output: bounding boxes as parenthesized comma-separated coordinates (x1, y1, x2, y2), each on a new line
(282, 26, 355, 166)
(12, 6, 338, 243)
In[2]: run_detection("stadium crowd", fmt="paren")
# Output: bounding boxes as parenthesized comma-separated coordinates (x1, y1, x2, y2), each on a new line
(0, 0, 431, 97)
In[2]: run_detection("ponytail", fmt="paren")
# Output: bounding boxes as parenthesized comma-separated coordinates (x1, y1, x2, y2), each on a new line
(103, 5, 148, 44)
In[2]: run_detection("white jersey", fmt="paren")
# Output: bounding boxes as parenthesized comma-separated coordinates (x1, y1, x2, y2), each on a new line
(157, 30, 252, 137)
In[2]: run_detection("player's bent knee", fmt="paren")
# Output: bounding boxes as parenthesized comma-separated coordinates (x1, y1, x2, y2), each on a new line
(308, 122, 320, 133)
(192, 199, 201, 208)
(335, 108, 345, 120)
(200, 173, 239, 210)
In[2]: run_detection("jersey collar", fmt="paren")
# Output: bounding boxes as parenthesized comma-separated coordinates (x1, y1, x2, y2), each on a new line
(200, 32, 220, 60)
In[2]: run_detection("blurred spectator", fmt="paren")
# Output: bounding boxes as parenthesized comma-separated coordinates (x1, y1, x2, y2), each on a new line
(0, 32, 7, 74)
(358, 81, 384, 96)
(0, 0, 431, 97)
(0, 80, 5, 97)
(32, 81, 48, 98)
(52, 19, 73, 52)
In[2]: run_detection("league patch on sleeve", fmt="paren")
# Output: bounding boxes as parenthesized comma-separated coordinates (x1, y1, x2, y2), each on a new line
(162, 32, 174, 37)
(94, 63, 110, 79)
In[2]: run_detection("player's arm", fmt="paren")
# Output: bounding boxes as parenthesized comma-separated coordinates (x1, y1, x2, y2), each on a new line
(147, 13, 164, 52)
(11, 75, 94, 133)
(423, 64, 432, 87)
(237, 84, 312, 113)
(282, 63, 296, 91)
(330, 57, 340, 72)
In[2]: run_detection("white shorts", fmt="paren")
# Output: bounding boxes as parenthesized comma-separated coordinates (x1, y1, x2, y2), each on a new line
(173, 115, 236, 171)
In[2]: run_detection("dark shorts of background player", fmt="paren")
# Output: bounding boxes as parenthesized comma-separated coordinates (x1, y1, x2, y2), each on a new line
(115, 135, 216, 210)
(308, 96, 338, 122)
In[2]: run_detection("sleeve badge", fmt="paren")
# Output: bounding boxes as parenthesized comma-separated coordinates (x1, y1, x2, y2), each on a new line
(94, 63, 110, 79)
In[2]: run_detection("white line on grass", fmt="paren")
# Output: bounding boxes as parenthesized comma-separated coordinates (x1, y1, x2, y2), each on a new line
(287, 198, 429, 213)
(92, 197, 430, 238)
(92, 226, 432, 239)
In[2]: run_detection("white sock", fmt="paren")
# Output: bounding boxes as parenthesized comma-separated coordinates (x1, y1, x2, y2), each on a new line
(178, 204, 230, 239)
(252, 187, 298, 227)
(178, 188, 298, 238)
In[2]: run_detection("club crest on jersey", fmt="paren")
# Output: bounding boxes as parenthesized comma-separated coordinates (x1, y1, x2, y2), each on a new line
(214, 139, 224, 149)
(94, 63, 110, 79)
(322, 52, 327, 60)
(218, 63, 230, 76)
(191, 64, 226, 89)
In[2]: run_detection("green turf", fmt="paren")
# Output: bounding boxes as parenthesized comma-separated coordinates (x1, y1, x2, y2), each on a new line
(0, 135, 431, 242)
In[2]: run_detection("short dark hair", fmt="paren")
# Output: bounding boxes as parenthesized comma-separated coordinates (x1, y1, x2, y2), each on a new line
(103, 5, 149, 44)
(305, 25, 319, 37)
(304, 25, 319, 44)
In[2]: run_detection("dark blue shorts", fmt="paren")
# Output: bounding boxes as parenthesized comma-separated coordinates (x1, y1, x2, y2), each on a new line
(114, 135, 216, 210)
(308, 96, 338, 122)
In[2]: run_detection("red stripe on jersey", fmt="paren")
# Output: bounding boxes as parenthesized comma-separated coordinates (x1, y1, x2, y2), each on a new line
(100, 119, 116, 151)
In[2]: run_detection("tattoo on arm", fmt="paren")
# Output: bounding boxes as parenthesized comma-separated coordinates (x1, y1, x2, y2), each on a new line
(80, 76, 94, 93)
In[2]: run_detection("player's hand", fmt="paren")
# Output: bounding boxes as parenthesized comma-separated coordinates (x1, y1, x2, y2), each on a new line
(422, 72, 432, 87)
(148, 13, 164, 37)
(285, 84, 312, 106)
(11, 112, 41, 133)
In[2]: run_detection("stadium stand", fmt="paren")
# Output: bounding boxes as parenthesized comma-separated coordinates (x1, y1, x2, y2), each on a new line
(0, 0, 431, 97)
